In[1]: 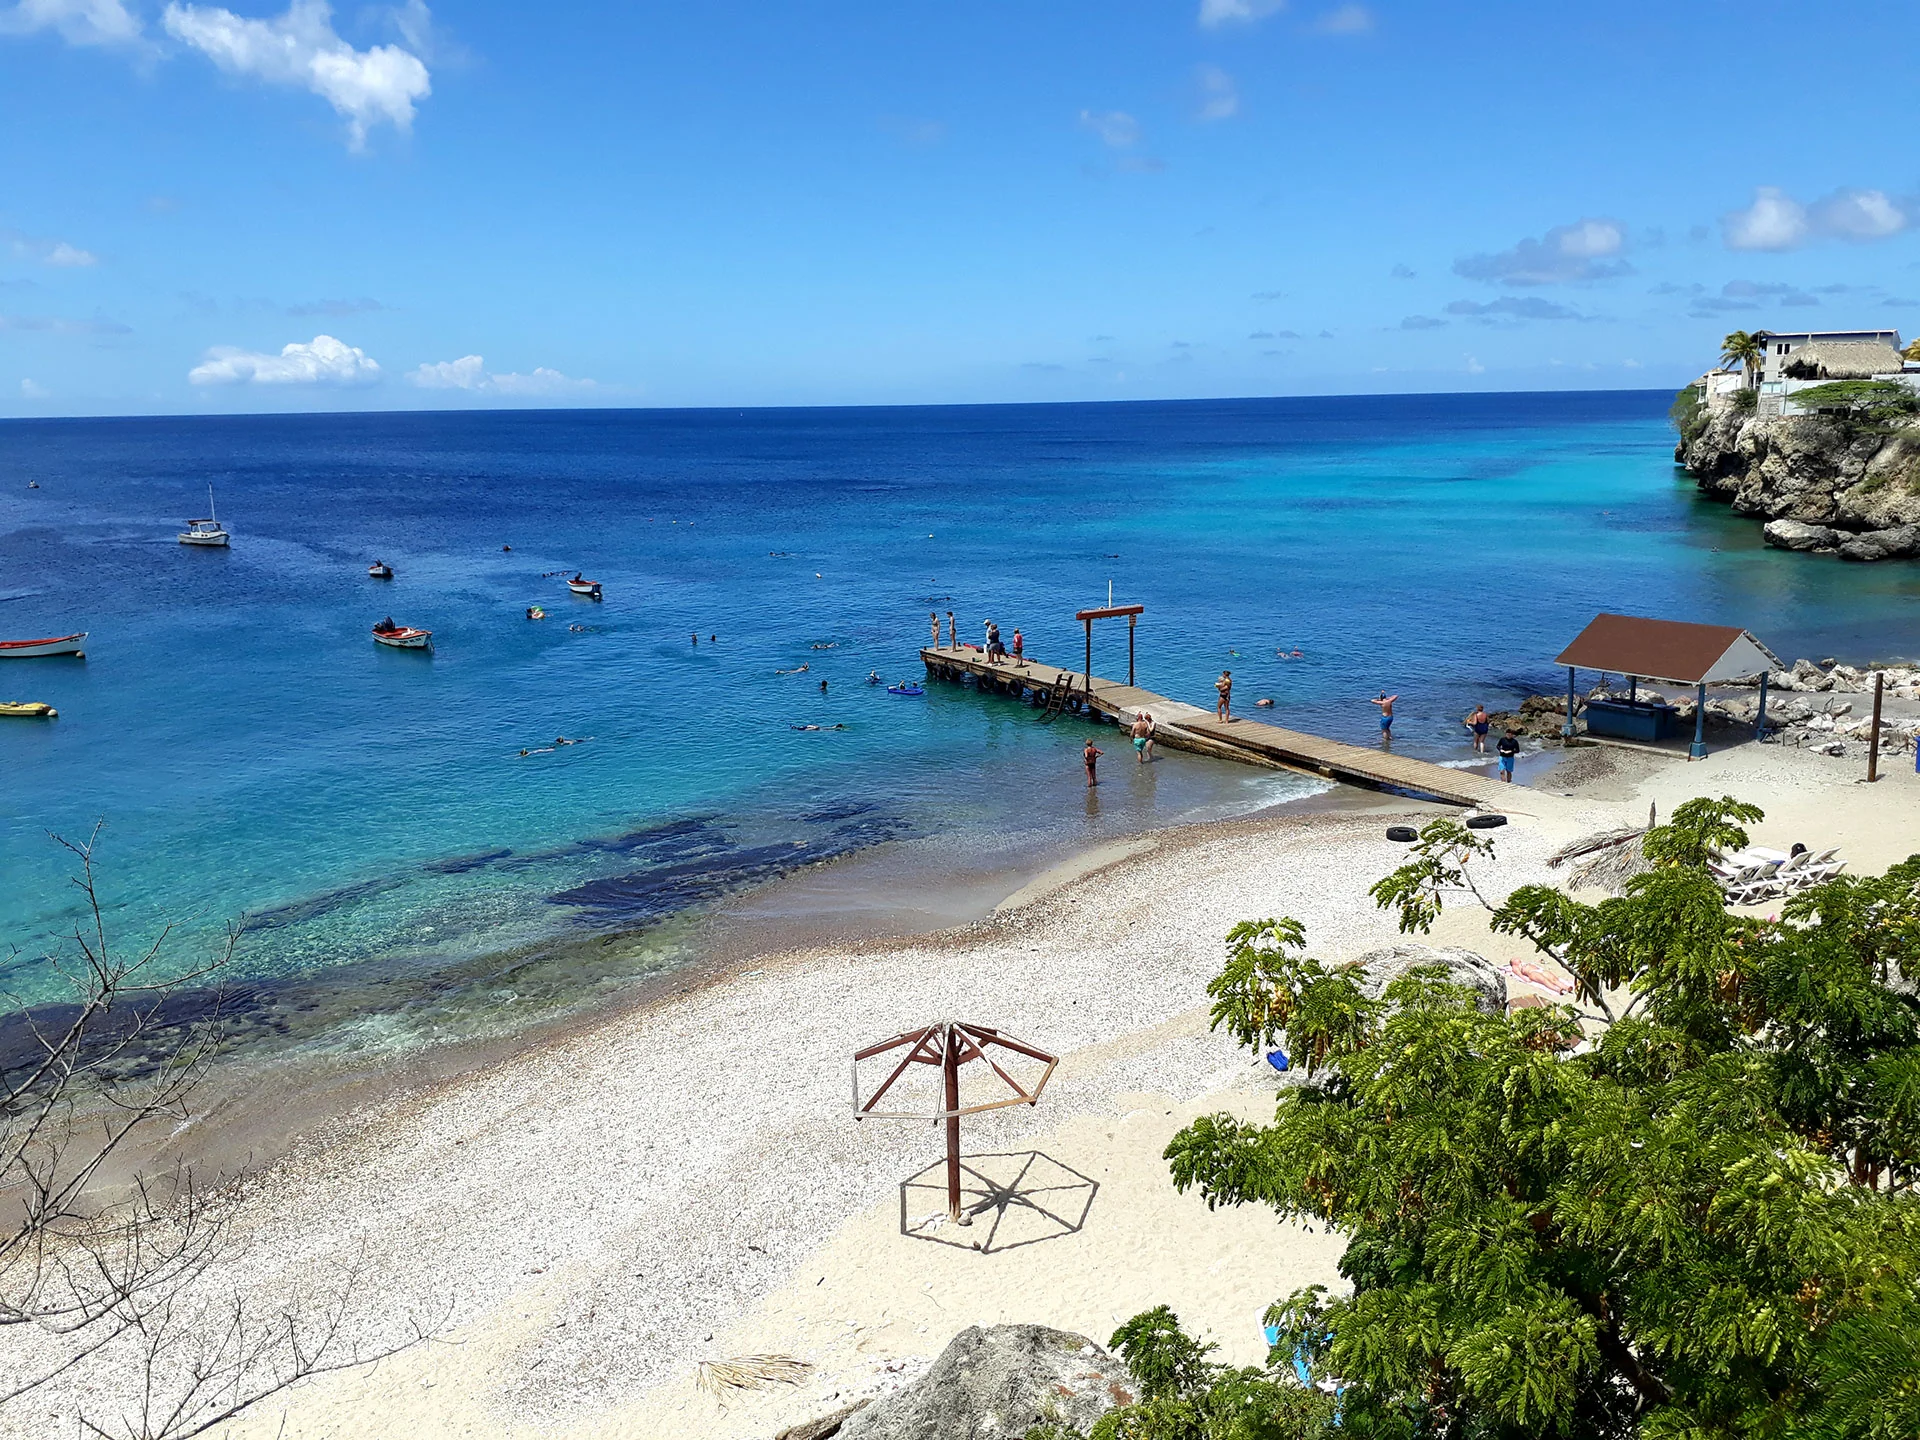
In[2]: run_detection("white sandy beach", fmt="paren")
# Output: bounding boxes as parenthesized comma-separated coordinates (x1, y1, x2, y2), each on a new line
(15, 739, 1920, 1440)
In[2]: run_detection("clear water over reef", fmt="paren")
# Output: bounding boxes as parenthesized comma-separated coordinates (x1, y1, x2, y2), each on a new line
(4, 393, 1913, 1042)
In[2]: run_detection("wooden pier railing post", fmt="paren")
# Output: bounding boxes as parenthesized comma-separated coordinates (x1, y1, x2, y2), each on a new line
(1869, 672, 1884, 782)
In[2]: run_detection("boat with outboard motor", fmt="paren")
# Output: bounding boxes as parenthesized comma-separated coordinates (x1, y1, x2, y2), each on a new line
(371, 617, 432, 650)
(368, 561, 393, 579)
(567, 573, 603, 599)
(0, 701, 56, 718)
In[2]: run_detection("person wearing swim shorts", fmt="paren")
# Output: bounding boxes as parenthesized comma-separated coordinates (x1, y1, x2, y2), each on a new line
(1083, 738, 1103, 787)
(1215, 670, 1232, 721)
(1370, 692, 1398, 738)
(1464, 703, 1490, 753)
(930, 611, 940, 649)
(1497, 727, 1520, 782)
(1011, 629, 1024, 665)
(1131, 711, 1155, 763)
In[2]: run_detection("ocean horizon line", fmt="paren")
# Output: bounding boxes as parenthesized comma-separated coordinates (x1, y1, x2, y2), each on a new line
(0, 384, 1681, 428)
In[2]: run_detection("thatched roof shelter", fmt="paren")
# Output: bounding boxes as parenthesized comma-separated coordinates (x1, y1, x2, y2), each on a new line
(1783, 341, 1905, 380)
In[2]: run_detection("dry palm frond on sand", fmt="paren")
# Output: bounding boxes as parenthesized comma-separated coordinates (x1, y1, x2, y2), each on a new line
(1547, 824, 1652, 894)
(697, 1354, 815, 1396)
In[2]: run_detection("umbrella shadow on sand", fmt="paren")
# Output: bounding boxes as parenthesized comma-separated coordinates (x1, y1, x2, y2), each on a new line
(898, 1150, 1098, 1254)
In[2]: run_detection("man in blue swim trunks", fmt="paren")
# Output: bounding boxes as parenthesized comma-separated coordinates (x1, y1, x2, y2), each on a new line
(1370, 691, 1398, 739)
(1497, 727, 1520, 782)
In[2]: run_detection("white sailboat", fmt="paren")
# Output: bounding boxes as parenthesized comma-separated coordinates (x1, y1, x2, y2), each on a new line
(179, 484, 230, 547)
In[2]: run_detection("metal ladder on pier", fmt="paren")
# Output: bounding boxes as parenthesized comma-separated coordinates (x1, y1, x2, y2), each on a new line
(1037, 671, 1077, 723)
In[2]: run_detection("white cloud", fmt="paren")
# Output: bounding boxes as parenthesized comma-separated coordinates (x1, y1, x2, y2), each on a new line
(1309, 3, 1373, 33)
(1198, 0, 1285, 28)
(189, 334, 381, 386)
(1722, 185, 1913, 251)
(1078, 109, 1139, 148)
(162, 0, 431, 148)
(1453, 217, 1629, 286)
(0, 0, 142, 47)
(1463, 354, 1485, 375)
(406, 354, 598, 398)
(1722, 187, 1807, 251)
(1193, 64, 1238, 122)
(4, 229, 98, 266)
(20, 378, 49, 398)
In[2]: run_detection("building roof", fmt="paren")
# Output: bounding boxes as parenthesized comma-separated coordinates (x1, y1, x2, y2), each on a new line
(1786, 340, 1907, 379)
(1754, 328, 1902, 344)
(1554, 613, 1782, 686)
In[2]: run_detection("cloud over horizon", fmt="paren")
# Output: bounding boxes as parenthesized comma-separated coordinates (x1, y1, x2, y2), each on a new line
(189, 333, 381, 385)
(1453, 218, 1629, 286)
(406, 354, 599, 397)
(1722, 185, 1911, 251)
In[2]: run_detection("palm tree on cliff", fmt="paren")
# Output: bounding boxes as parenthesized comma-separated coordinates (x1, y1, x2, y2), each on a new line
(1721, 330, 1764, 388)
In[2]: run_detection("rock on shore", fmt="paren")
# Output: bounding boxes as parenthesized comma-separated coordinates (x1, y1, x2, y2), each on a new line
(835, 1324, 1134, 1440)
(1678, 406, 1920, 559)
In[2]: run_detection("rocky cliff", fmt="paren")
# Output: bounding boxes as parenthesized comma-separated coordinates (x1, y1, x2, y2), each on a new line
(1676, 405, 1920, 559)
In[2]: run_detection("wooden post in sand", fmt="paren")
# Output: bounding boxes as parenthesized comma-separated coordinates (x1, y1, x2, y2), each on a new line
(1868, 672, 1885, 782)
(942, 1026, 963, 1220)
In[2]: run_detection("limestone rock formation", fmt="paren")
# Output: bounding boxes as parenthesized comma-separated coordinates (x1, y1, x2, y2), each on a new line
(1678, 406, 1920, 558)
(1762, 518, 1840, 551)
(836, 1324, 1135, 1440)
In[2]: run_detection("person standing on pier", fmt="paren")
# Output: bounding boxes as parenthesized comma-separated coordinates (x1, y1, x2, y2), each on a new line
(1083, 737, 1103, 787)
(1215, 670, 1233, 721)
(946, 611, 957, 650)
(930, 611, 941, 649)
(1011, 628, 1024, 666)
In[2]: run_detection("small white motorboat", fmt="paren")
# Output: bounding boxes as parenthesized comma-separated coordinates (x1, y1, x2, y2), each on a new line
(371, 619, 432, 650)
(179, 485, 230, 547)
(0, 701, 56, 718)
(0, 632, 87, 658)
(567, 574, 603, 599)
(368, 561, 394, 579)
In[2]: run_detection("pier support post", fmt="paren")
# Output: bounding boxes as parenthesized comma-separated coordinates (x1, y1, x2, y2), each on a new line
(1691, 682, 1707, 759)
(1756, 672, 1769, 740)
(1084, 619, 1092, 697)
(1562, 668, 1576, 739)
(1128, 613, 1136, 687)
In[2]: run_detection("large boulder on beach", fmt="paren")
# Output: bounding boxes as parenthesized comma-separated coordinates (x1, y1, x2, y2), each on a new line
(1351, 944, 1506, 1015)
(1763, 518, 1840, 551)
(836, 1324, 1134, 1440)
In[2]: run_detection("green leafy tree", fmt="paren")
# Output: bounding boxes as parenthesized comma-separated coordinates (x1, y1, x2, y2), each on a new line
(1787, 379, 1920, 434)
(1139, 800, 1920, 1439)
(1668, 385, 1703, 439)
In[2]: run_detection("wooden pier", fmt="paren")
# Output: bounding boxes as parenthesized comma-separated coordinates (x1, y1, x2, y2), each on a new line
(920, 645, 1529, 811)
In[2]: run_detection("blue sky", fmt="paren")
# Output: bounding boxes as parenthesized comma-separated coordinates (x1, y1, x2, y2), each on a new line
(3, 0, 1919, 415)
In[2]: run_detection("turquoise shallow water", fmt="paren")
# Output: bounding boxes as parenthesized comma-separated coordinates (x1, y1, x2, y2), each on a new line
(2, 393, 1915, 1038)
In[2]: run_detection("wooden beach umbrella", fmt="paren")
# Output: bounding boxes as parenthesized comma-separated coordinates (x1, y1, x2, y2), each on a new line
(852, 1021, 1058, 1223)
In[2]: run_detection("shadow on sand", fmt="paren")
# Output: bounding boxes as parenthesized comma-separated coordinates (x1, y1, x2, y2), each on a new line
(898, 1150, 1098, 1254)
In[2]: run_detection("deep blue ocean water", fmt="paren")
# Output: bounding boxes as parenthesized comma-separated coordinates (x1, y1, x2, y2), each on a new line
(4, 392, 1916, 1041)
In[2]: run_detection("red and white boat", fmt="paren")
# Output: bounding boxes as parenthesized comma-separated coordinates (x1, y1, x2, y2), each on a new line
(0, 632, 87, 658)
(371, 621, 432, 650)
(567, 574, 603, 599)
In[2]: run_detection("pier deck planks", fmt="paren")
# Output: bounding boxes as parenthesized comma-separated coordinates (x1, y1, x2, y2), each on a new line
(920, 646, 1532, 811)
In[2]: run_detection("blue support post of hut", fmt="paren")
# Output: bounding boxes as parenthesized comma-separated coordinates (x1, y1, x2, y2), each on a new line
(1552, 613, 1782, 761)
(1756, 671, 1770, 740)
